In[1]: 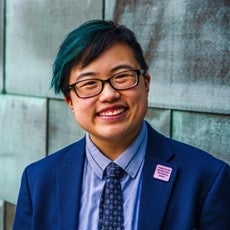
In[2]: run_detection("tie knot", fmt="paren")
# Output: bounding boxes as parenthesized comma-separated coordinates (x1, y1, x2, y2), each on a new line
(105, 162, 124, 179)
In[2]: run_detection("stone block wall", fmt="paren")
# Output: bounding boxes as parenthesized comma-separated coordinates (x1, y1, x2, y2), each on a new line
(0, 0, 229, 229)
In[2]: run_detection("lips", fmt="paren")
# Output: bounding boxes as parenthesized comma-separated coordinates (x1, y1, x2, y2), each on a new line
(97, 107, 126, 117)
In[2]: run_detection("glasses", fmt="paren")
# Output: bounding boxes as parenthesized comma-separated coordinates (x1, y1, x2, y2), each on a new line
(68, 69, 144, 98)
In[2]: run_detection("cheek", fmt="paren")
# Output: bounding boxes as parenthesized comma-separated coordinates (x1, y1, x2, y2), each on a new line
(125, 92, 148, 121)
(72, 100, 94, 123)
(133, 85, 149, 103)
(132, 88, 149, 112)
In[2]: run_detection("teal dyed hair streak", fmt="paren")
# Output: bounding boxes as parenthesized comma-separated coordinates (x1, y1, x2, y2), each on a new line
(51, 20, 148, 96)
(51, 20, 114, 95)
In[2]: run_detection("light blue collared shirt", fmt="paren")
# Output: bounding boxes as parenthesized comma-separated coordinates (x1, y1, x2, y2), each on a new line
(78, 122, 148, 230)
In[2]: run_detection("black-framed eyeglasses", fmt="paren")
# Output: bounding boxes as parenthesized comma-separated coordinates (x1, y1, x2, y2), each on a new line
(68, 69, 144, 98)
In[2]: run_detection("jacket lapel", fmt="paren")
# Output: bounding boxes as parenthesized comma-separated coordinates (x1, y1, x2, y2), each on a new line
(138, 125, 178, 230)
(56, 139, 86, 230)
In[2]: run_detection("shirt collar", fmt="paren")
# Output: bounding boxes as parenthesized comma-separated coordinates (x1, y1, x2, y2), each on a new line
(86, 121, 148, 179)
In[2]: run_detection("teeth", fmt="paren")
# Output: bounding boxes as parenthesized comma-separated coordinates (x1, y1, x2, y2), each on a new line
(99, 108, 125, 116)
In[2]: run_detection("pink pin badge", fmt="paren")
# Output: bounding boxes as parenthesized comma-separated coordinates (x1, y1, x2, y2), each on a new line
(153, 164, 172, 182)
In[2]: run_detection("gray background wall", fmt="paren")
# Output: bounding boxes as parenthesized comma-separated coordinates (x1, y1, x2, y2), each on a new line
(0, 0, 229, 229)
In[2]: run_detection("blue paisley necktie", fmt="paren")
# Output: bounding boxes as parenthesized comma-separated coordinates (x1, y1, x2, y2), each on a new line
(99, 162, 124, 230)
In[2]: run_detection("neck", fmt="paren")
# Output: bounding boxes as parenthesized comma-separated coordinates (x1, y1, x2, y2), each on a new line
(89, 127, 142, 161)
(90, 137, 132, 160)
(96, 142, 130, 161)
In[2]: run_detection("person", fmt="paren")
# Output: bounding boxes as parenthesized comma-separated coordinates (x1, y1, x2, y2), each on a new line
(13, 20, 230, 230)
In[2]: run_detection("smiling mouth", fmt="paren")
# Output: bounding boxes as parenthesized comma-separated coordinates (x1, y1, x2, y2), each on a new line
(98, 108, 126, 117)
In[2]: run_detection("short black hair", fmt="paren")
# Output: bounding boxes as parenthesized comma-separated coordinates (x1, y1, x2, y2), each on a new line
(51, 20, 148, 96)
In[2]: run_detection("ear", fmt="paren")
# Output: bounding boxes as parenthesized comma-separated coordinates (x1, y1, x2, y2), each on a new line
(64, 96, 74, 110)
(143, 73, 151, 93)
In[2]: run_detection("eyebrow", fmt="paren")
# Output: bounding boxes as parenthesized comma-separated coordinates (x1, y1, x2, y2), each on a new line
(110, 64, 136, 72)
(76, 64, 136, 81)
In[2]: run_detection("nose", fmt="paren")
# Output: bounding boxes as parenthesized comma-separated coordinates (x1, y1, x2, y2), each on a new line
(98, 82, 120, 102)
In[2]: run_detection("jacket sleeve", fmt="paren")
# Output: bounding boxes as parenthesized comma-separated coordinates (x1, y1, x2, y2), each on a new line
(13, 167, 33, 229)
(199, 163, 230, 229)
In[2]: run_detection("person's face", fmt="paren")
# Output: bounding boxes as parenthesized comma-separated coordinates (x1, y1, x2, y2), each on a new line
(65, 43, 150, 153)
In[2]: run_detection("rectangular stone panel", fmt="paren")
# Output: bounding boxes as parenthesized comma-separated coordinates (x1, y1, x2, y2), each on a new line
(172, 111, 230, 165)
(4, 202, 15, 230)
(0, 95, 47, 204)
(0, 200, 3, 230)
(145, 108, 171, 137)
(48, 99, 85, 154)
(105, 0, 229, 114)
(5, 0, 103, 98)
(0, 0, 4, 93)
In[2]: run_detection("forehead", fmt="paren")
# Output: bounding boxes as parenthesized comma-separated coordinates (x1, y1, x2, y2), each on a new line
(70, 43, 139, 79)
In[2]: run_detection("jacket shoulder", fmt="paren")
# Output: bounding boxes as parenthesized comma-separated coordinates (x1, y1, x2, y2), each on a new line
(169, 137, 227, 169)
(25, 137, 86, 178)
(146, 122, 228, 171)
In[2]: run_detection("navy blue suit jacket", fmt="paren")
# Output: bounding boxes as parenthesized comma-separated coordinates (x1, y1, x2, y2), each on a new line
(13, 124, 230, 229)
